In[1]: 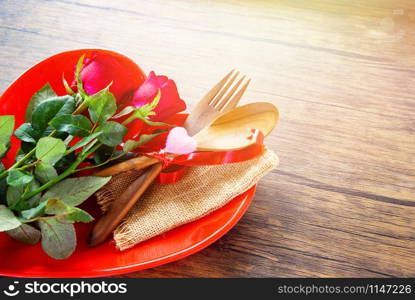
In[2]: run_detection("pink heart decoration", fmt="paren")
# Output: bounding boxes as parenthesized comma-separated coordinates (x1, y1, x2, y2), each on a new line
(165, 127, 197, 154)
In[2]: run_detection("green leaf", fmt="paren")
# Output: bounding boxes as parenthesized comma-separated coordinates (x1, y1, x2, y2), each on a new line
(112, 106, 135, 119)
(66, 207, 94, 223)
(22, 196, 66, 220)
(96, 121, 128, 147)
(6, 185, 24, 209)
(123, 140, 140, 153)
(20, 141, 36, 156)
(6, 223, 41, 245)
(0, 165, 7, 205)
(0, 116, 14, 158)
(36, 137, 66, 165)
(43, 198, 67, 214)
(123, 131, 167, 152)
(140, 118, 173, 127)
(40, 176, 111, 206)
(135, 89, 161, 117)
(31, 96, 76, 133)
(79, 139, 99, 156)
(22, 198, 93, 223)
(21, 200, 46, 219)
(54, 151, 76, 172)
(91, 145, 114, 164)
(0, 205, 21, 231)
(130, 90, 174, 128)
(14, 123, 39, 144)
(88, 87, 117, 124)
(148, 89, 161, 110)
(67, 132, 102, 154)
(26, 179, 41, 207)
(34, 162, 58, 184)
(25, 83, 57, 122)
(62, 74, 75, 95)
(50, 114, 92, 137)
(38, 217, 76, 260)
(0, 115, 14, 144)
(44, 198, 93, 223)
(75, 54, 86, 96)
(0, 144, 8, 159)
(7, 179, 41, 212)
(7, 170, 33, 187)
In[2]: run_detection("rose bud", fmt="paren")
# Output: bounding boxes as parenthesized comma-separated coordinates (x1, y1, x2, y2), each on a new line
(132, 71, 186, 121)
(73, 52, 143, 102)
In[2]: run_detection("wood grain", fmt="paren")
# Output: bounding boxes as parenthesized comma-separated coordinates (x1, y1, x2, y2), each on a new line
(0, 0, 414, 277)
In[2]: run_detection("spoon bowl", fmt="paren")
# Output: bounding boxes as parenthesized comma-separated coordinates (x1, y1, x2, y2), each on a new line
(194, 102, 279, 151)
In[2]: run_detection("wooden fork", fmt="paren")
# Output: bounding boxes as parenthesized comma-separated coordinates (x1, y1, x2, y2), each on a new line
(89, 71, 250, 247)
(184, 70, 250, 136)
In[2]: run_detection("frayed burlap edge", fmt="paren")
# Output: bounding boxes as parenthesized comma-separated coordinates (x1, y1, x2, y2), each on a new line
(96, 148, 278, 251)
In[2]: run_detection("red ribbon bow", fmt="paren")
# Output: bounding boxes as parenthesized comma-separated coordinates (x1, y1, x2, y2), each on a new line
(140, 128, 265, 184)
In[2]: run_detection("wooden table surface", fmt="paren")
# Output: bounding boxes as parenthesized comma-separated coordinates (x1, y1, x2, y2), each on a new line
(1, 0, 414, 277)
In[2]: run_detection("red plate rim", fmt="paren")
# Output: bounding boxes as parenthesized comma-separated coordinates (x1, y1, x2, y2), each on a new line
(87, 186, 255, 278)
(0, 186, 255, 278)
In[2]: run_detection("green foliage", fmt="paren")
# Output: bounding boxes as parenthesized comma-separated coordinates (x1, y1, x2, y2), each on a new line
(7, 180, 40, 211)
(25, 83, 57, 122)
(62, 74, 75, 95)
(40, 176, 111, 206)
(44, 198, 93, 223)
(31, 96, 75, 134)
(36, 137, 66, 166)
(0, 115, 14, 157)
(66, 132, 101, 154)
(38, 217, 76, 260)
(35, 162, 58, 184)
(75, 54, 86, 97)
(112, 106, 135, 119)
(96, 121, 128, 147)
(54, 151, 76, 172)
(7, 170, 33, 187)
(14, 123, 39, 144)
(0, 115, 14, 144)
(123, 130, 167, 152)
(0, 205, 21, 231)
(6, 223, 41, 245)
(130, 90, 172, 127)
(21, 200, 47, 219)
(135, 89, 161, 118)
(88, 86, 117, 124)
(50, 114, 92, 137)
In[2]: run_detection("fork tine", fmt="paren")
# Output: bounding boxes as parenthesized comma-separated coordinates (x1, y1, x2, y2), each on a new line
(210, 71, 240, 107)
(220, 78, 250, 113)
(216, 75, 246, 112)
(198, 70, 234, 106)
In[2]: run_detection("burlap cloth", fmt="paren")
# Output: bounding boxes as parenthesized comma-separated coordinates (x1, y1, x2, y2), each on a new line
(95, 148, 279, 251)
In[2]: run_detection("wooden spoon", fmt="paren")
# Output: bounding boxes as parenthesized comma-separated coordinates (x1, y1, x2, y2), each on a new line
(88, 163, 163, 247)
(93, 102, 279, 177)
(194, 101, 279, 151)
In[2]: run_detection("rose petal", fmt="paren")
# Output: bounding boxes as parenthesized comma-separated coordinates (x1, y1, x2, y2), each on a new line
(132, 71, 186, 121)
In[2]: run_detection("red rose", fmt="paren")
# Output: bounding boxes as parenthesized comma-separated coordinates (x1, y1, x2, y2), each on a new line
(132, 71, 186, 121)
(73, 52, 142, 102)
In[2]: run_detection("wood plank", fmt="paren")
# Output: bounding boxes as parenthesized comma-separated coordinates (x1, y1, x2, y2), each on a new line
(0, 0, 414, 277)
